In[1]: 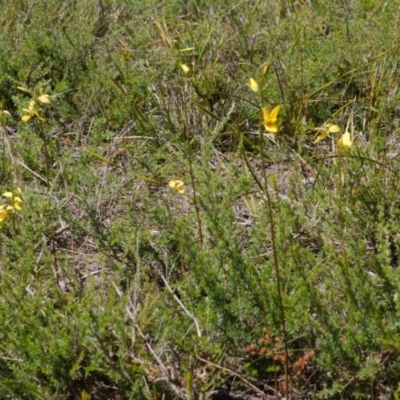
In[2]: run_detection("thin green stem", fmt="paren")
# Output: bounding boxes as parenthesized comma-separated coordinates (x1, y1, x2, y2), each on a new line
(182, 84, 203, 248)
(39, 120, 50, 190)
(186, 136, 204, 248)
(0, 118, 18, 185)
(258, 126, 290, 400)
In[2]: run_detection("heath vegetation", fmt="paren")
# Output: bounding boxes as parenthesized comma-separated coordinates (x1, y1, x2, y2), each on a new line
(0, 1, 400, 399)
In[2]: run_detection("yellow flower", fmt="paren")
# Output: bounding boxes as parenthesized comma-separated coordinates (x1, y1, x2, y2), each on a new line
(337, 131, 352, 149)
(314, 124, 341, 143)
(20, 88, 51, 121)
(17, 86, 32, 94)
(0, 205, 8, 222)
(37, 88, 51, 104)
(262, 105, 280, 133)
(249, 78, 259, 92)
(2, 191, 22, 211)
(262, 62, 271, 76)
(168, 180, 185, 194)
(21, 100, 43, 122)
(180, 64, 190, 74)
(12, 196, 22, 211)
(0, 101, 10, 121)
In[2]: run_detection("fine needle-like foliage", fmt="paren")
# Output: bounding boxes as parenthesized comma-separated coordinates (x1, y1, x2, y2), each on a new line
(0, 1, 400, 399)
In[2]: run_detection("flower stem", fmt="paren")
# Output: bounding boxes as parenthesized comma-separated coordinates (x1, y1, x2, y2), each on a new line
(258, 126, 290, 400)
(39, 120, 50, 190)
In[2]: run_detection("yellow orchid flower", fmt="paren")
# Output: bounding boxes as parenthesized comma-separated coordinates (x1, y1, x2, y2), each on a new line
(2, 191, 22, 211)
(20, 88, 51, 121)
(17, 86, 32, 94)
(21, 100, 44, 122)
(249, 78, 259, 92)
(12, 196, 22, 211)
(37, 88, 51, 104)
(262, 62, 271, 76)
(262, 105, 280, 133)
(0, 101, 10, 122)
(314, 123, 341, 143)
(0, 205, 8, 222)
(168, 180, 185, 194)
(180, 64, 190, 74)
(337, 131, 352, 149)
